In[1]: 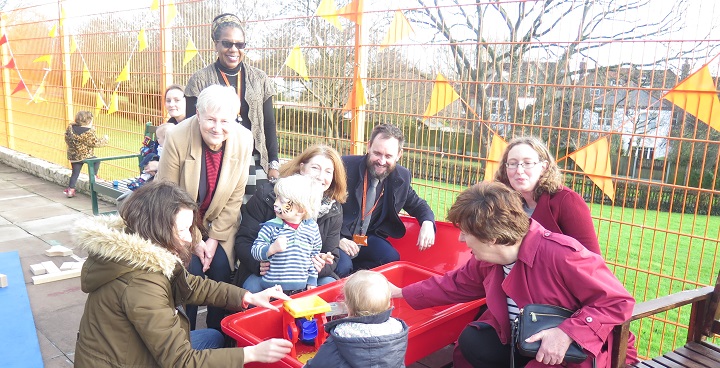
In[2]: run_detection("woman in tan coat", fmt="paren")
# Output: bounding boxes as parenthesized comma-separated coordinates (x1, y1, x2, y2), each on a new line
(74, 181, 292, 367)
(156, 84, 253, 331)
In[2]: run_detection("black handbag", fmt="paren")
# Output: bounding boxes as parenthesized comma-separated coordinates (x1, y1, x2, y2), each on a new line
(511, 304, 592, 367)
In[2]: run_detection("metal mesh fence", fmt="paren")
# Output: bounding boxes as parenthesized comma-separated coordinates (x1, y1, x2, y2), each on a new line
(0, 0, 718, 358)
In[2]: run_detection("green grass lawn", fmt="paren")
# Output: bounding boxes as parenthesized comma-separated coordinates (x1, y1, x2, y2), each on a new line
(412, 178, 719, 359)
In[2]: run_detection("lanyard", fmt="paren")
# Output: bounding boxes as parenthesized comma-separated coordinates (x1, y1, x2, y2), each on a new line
(361, 173, 384, 222)
(219, 69, 243, 121)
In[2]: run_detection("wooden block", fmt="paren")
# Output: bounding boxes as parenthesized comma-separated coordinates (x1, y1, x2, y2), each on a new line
(59, 262, 75, 271)
(0, 273, 7, 288)
(45, 245, 73, 257)
(30, 263, 46, 276)
(40, 261, 61, 274)
(70, 254, 85, 262)
(31, 268, 81, 285)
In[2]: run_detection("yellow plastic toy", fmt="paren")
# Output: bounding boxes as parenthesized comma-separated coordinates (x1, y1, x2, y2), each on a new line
(282, 295, 331, 358)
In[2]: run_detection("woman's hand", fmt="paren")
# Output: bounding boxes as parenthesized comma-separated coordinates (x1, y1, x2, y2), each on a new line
(388, 282, 404, 298)
(268, 168, 280, 183)
(199, 238, 219, 272)
(525, 327, 574, 366)
(312, 252, 334, 272)
(259, 261, 270, 276)
(243, 285, 290, 311)
(243, 338, 293, 363)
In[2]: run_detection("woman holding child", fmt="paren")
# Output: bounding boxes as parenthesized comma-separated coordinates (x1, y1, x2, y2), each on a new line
(234, 145, 349, 290)
(494, 136, 601, 255)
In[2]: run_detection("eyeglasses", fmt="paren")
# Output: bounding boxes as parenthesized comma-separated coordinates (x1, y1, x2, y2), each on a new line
(219, 40, 246, 50)
(505, 161, 543, 170)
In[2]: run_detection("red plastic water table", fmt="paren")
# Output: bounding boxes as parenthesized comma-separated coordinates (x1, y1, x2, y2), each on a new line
(393, 215, 473, 273)
(222, 261, 484, 368)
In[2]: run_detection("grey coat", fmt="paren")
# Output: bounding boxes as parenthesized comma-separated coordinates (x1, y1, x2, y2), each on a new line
(304, 309, 409, 368)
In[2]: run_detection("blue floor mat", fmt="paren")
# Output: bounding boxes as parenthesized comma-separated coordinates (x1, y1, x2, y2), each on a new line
(0, 251, 43, 368)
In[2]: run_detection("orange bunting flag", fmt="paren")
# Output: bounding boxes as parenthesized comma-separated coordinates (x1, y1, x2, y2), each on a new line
(95, 93, 105, 114)
(483, 134, 508, 182)
(138, 28, 148, 52)
(316, 0, 342, 30)
(0, 34, 7, 45)
(49, 24, 57, 38)
(284, 44, 309, 81)
(12, 80, 26, 95)
(108, 92, 119, 115)
(422, 73, 460, 120)
(150, 0, 159, 11)
(70, 36, 78, 54)
(380, 10, 414, 50)
(183, 39, 198, 66)
(663, 64, 720, 132)
(3, 58, 15, 69)
(165, 0, 178, 25)
(82, 63, 91, 86)
(33, 55, 52, 69)
(342, 78, 367, 113)
(338, 0, 363, 25)
(116, 62, 130, 83)
(568, 137, 615, 202)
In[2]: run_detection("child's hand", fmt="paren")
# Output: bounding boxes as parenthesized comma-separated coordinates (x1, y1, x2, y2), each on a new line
(268, 235, 288, 256)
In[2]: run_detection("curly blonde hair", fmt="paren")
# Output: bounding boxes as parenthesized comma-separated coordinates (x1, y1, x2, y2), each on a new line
(494, 136, 563, 201)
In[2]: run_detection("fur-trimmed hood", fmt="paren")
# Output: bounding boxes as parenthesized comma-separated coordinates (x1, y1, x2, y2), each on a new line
(74, 215, 182, 293)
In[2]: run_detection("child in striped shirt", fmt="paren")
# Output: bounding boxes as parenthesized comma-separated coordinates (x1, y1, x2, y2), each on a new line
(249, 175, 325, 293)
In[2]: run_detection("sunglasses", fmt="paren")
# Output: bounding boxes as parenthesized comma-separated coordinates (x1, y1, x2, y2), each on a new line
(219, 40, 246, 50)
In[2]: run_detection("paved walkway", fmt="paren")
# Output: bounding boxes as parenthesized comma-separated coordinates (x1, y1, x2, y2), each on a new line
(0, 161, 115, 367)
(0, 160, 450, 368)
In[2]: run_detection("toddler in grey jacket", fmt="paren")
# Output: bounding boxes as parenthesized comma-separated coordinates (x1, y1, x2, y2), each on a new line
(304, 270, 409, 368)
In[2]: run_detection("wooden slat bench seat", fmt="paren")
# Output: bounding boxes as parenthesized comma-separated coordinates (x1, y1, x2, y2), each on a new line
(611, 271, 720, 368)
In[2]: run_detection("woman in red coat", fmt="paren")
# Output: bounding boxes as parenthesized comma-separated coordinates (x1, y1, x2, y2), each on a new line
(494, 136, 601, 255)
(391, 182, 638, 368)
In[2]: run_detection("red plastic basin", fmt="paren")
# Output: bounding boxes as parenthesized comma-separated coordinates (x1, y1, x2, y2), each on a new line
(392, 215, 473, 274)
(222, 261, 484, 367)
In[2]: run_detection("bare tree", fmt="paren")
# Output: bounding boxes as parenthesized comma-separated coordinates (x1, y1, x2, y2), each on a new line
(408, 0, 718, 148)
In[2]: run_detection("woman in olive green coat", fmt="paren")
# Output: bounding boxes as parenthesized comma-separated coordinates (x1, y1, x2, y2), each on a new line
(74, 181, 292, 367)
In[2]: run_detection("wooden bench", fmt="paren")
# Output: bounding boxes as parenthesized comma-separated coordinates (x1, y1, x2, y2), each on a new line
(611, 271, 720, 368)
(85, 122, 156, 215)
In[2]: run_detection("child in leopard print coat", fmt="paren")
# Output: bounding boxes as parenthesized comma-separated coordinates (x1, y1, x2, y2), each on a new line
(64, 111, 108, 197)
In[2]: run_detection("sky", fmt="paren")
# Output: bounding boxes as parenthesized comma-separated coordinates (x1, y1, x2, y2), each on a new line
(7, 0, 720, 74)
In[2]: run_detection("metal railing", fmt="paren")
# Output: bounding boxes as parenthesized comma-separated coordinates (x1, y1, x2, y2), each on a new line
(1, 0, 718, 358)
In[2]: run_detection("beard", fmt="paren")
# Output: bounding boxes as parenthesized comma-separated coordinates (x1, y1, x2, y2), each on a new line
(366, 156, 396, 181)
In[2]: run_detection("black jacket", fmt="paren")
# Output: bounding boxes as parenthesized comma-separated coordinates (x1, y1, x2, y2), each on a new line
(233, 182, 342, 287)
(340, 155, 435, 240)
(304, 309, 409, 368)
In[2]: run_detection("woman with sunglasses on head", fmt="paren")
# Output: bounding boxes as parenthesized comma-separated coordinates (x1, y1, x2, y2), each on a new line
(185, 13, 280, 189)
(494, 136, 601, 255)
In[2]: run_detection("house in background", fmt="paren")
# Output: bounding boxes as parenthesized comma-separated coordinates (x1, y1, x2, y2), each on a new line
(574, 65, 679, 159)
